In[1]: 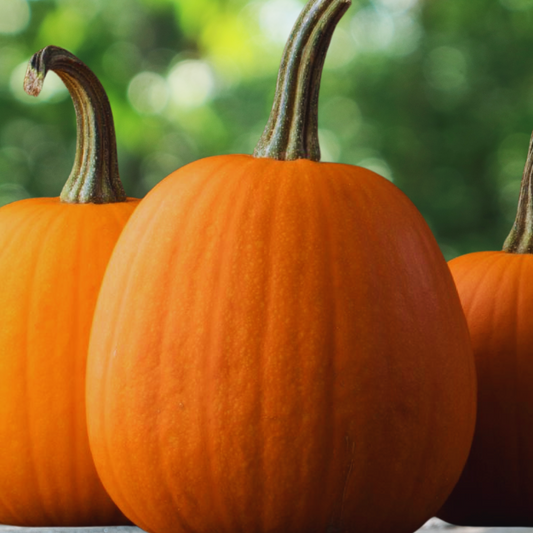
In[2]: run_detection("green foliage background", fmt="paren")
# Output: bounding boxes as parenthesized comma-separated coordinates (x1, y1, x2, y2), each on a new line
(1, 0, 532, 259)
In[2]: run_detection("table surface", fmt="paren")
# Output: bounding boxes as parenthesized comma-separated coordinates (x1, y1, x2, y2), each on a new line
(1, 518, 533, 532)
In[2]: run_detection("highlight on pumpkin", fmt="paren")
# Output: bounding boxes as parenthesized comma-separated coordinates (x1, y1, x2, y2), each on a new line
(23, 45, 126, 204)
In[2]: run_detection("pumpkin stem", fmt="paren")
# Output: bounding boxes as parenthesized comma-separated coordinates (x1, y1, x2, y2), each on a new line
(253, 0, 351, 162)
(24, 46, 126, 204)
(503, 131, 533, 253)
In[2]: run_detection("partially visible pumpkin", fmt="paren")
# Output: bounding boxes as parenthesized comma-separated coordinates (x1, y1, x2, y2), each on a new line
(86, 1, 476, 532)
(0, 46, 138, 526)
(438, 131, 533, 526)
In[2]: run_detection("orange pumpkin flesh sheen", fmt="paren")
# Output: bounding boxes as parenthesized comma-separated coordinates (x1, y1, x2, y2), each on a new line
(0, 47, 138, 526)
(437, 134, 533, 526)
(87, 2, 476, 532)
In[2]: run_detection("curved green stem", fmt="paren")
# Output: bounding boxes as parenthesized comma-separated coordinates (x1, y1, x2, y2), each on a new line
(24, 46, 126, 204)
(503, 132, 533, 253)
(254, 0, 351, 162)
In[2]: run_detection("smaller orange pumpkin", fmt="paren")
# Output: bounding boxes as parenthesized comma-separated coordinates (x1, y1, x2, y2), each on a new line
(438, 131, 533, 526)
(0, 46, 138, 526)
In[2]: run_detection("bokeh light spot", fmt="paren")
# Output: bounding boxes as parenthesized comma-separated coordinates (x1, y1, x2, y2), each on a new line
(500, 0, 533, 10)
(497, 132, 529, 182)
(103, 42, 141, 83)
(389, 14, 422, 56)
(38, 8, 86, 50)
(425, 46, 467, 92)
(127, 72, 169, 115)
(0, 46, 25, 89)
(358, 157, 393, 181)
(374, 0, 419, 13)
(168, 60, 215, 109)
(351, 7, 395, 52)
(141, 151, 183, 190)
(0, 183, 30, 207)
(318, 129, 341, 162)
(259, 0, 304, 43)
(0, 0, 30, 34)
(325, 28, 356, 69)
(0, 146, 30, 185)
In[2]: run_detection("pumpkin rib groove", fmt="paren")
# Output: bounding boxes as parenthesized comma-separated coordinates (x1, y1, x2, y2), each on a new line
(457, 252, 504, 309)
(521, 259, 533, 513)
(105, 202, 132, 237)
(292, 164, 325, 529)
(61, 210, 97, 518)
(259, 164, 284, 530)
(73, 209, 113, 518)
(154, 207, 185, 532)
(77, 209, 121, 513)
(514, 258, 527, 514)
(328, 166, 359, 531)
(245, 160, 271, 525)
(123, 169, 225, 532)
(90, 203, 163, 528)
(25, 206, 71, 524)
(333, 165, 367, 528)
(462, 252, 509, 318)
(179, 178, 230, 532)
(161, 164, 238, 533)
(208, 158, 266, 532)
(503, 259, 520, 506)
(335, 170, 367, 491)
(72, 213, 89, 512)
(45, 207, 84, 521)
(50, 208, 102, 520)
(519, 258, 533, 514)
(0, 203, 43, 265)
(258, 162, 295, 531)
(278, 165, 299, 530)
(315, 164, 344, 531)
(0, 204, 55, 525)
(0, 206, 40, 524)
(173, 161, 233, 531)
(97, 204, 164, 529)
(71, 210, 86, 508)
(89, 176, 208, 530)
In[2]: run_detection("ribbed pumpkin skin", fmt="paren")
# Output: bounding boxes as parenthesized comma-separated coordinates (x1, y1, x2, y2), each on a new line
(438, 251, 533, 526)
(87, 155, 476, 533)
(0, 197, 138, 526)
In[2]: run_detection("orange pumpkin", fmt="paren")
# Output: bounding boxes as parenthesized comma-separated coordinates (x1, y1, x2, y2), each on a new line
(0, 46, 138, 526)
(437, 133, 533, 526)
(86, 1, 476, 532)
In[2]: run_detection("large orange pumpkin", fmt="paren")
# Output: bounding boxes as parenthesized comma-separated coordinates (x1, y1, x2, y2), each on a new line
(437, 132, 533, 526)
(86, 1, 476, 532)
(0, 46, 138, 526)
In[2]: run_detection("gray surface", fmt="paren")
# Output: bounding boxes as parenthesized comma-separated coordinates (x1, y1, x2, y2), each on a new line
(0, 528, 142, 532)
(420, 518, 533, 531)
(1, 518, 533, 532)
(0, 526, 144, 533)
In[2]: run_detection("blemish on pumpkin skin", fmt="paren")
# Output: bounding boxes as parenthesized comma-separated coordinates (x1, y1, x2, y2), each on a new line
(338, 434, 355, 528)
